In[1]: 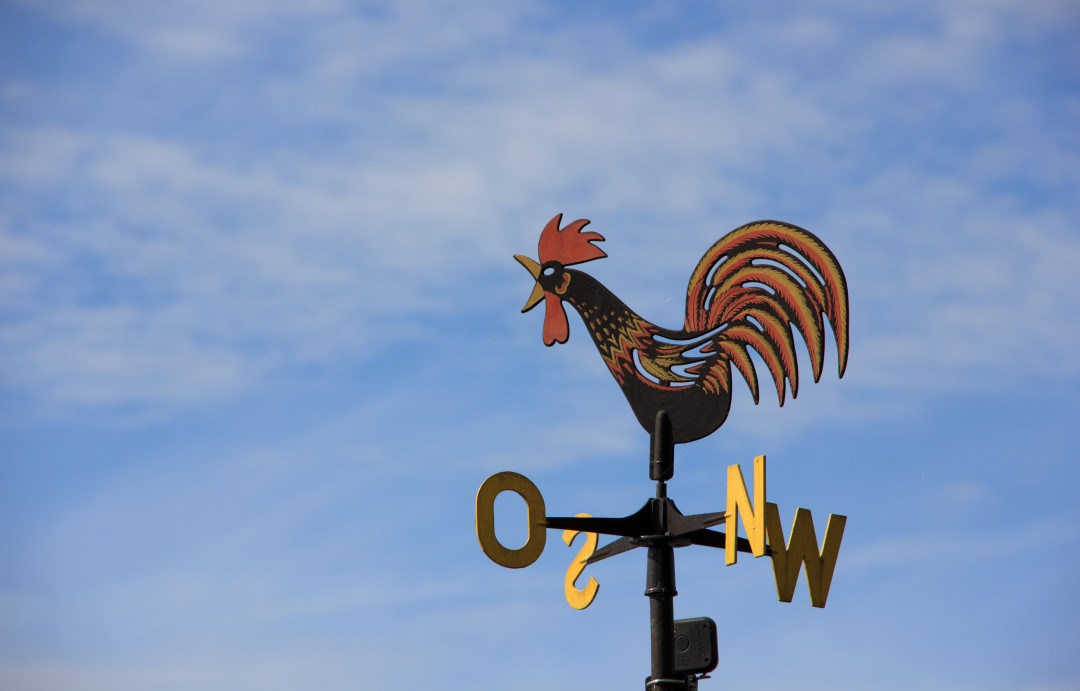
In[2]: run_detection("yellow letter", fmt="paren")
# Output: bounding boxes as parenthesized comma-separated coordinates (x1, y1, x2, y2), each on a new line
(765, 502, 846, 608)
(475, 472, 546, 568)
(725, 455, 767, 565)
(562, 514, 599, 610)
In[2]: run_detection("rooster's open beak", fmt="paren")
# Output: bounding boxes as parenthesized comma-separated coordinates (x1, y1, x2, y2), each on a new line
(514, 255, 545, 312)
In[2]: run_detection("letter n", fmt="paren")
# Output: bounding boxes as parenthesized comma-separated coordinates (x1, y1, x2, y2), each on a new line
(725, 455, 767, 565)
(765, 502, 846, 608)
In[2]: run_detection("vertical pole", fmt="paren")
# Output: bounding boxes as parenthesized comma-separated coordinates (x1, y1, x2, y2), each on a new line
(645, 411, 686, 690)
(646, 540, 680, 689)
(650, 410, 674, 482)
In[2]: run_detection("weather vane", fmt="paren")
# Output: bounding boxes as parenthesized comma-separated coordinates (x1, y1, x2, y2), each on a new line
(476, 214, 850, 690)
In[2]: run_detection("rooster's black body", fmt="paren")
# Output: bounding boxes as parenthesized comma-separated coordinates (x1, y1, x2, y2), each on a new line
(516, 214, 849, 444)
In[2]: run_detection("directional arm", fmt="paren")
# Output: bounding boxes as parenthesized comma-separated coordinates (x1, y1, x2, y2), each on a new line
(666, 510, 727, 536)
(684, 528, 768, 555)
(586, 536, 638, 564)
(548, 499, 754, 565)
(544, 501, 653, 537)
(547, 502, 727, 538)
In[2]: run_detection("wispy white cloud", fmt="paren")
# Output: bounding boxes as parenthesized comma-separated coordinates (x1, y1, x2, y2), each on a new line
(30, 0, 350, 61)
(842, 504, 1080, 572)
(7, 0, 1074, 410)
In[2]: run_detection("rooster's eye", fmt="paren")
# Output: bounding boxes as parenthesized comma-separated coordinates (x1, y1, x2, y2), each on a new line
(542, 266, 557, 277)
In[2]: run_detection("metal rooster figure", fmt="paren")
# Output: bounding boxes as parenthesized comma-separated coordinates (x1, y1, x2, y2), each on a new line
(515, 213, 849, 443)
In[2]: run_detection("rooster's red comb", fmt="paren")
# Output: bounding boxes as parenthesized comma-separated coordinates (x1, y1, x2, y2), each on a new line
(538, 213, 607, 267)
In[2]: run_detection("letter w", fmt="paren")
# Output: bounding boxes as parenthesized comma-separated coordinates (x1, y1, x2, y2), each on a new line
(765, 503, 846, 608)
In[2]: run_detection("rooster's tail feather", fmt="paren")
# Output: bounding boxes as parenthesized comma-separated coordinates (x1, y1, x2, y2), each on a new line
(685, 221, 849, 406)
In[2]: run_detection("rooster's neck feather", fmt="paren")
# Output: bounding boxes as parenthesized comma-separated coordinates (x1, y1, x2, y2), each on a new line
(561, 269, 664, 385)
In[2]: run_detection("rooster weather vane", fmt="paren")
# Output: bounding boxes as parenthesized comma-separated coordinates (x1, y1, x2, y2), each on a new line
(477, 213, 852, 690)
(514, 213, 848, 443)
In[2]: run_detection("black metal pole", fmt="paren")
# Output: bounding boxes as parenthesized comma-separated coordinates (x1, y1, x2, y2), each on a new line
(645, 411, 687, 690)
(646, 539, 681, 688)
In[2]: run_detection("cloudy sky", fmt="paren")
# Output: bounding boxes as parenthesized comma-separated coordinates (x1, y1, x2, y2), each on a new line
(1, 1, 1078, 689)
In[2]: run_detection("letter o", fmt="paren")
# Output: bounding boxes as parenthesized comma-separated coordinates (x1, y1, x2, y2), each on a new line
(475, 471, 546, 568)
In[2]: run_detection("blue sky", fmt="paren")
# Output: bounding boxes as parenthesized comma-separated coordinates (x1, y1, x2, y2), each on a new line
(1, 1, 1078, 689)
